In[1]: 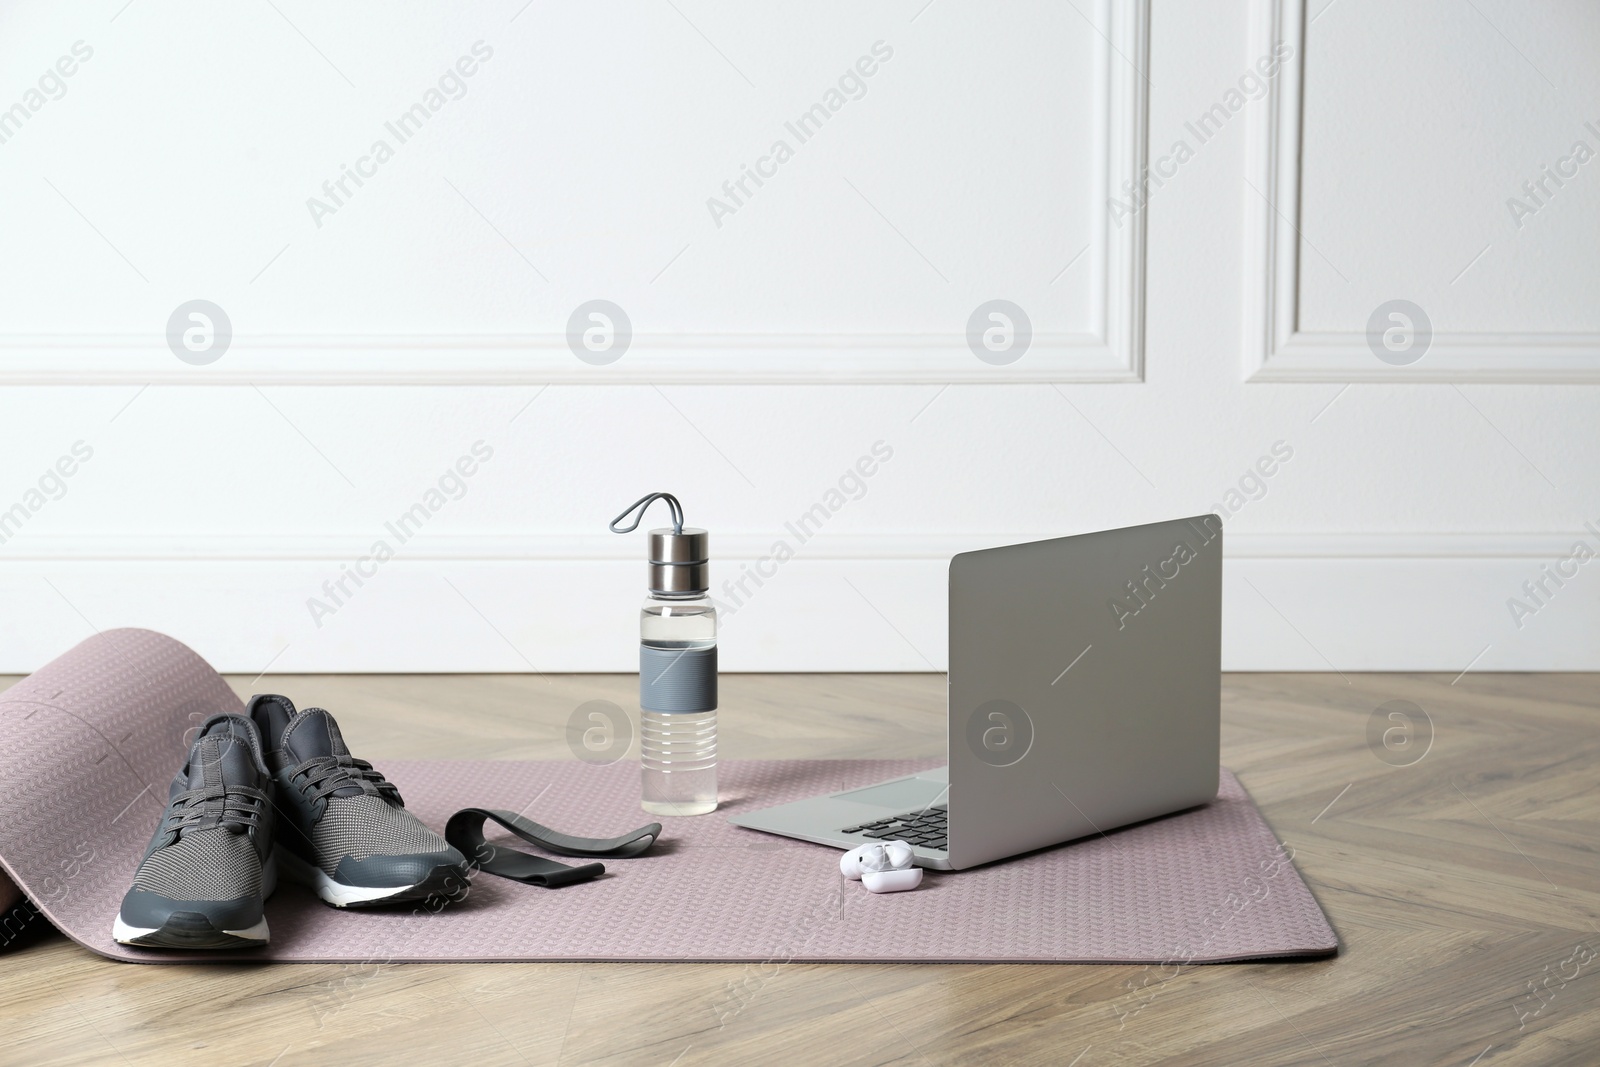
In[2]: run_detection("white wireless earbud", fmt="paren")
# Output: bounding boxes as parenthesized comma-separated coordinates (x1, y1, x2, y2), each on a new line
(839, 841, 923, 893)
(840, 842, 894, 878)
(863, 840, 914, 873)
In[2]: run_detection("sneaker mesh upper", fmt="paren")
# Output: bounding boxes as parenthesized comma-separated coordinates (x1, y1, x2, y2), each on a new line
(132, 829, 263, 901)
(309, 795, 451, 875)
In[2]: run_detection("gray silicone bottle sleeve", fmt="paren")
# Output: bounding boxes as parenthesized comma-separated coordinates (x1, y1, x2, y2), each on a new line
(639, 645, 718, 713)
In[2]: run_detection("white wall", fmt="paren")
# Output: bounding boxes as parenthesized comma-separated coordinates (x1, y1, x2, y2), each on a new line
(0, 0, 1596, 673)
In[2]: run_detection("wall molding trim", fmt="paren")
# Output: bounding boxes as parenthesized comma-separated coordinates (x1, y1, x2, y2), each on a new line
(2, 531, 1590, 672)
(4, 516, 1590, 673)
(0, 2, 1149, 388)
(1, 530, 1585, 562)
(1243, 0, 1600, 383)
(0, 332, 1134, 386)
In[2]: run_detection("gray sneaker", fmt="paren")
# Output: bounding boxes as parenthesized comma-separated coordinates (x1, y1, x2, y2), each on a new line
(113, 714, 276, 949)
(248, 695, 469, 908)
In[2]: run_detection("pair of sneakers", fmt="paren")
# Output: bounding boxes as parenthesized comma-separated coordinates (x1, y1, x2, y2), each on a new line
(113, 695, 469, 950)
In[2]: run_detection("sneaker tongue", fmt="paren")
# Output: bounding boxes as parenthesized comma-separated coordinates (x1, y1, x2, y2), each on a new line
(280, 708, 352, 762)
(189, 716, 259, 790)
(281, 708, 366, 798)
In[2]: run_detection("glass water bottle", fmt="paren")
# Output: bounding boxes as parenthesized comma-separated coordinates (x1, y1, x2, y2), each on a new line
(612, 494, 719, 816)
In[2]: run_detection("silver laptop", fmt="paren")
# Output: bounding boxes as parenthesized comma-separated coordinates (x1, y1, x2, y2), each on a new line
(727, 515, 1222, 870)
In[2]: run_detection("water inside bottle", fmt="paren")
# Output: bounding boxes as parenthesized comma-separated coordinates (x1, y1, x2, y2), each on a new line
(640, 703, 717, 816)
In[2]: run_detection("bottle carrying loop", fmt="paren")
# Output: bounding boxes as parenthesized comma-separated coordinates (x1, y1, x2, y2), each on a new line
(610, 493, 683, 535)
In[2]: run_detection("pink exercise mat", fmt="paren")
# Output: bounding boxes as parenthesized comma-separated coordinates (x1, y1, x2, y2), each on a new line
(0, 630, 1337, 964)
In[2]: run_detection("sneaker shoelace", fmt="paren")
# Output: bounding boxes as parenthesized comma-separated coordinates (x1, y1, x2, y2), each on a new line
(160, 785, 267, 843)
(288, 755, 404, 806)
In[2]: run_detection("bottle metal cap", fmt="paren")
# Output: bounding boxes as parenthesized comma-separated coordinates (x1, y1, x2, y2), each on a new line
(647, 527, 708, 595)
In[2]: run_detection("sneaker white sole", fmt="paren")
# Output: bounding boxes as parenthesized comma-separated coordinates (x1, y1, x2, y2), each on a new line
(112, 855, 276, 949)
(111, 913, 270, 948)
(274, 844, 466, 908)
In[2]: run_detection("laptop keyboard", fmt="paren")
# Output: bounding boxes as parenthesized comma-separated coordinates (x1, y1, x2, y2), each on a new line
(839, 804, 948, 852)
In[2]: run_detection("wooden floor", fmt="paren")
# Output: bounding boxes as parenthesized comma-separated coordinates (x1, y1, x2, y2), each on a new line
(2, 672, 1597, 1066)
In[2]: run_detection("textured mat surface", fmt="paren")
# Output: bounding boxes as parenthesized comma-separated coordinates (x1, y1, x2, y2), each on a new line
(0, 630, 1337, 964)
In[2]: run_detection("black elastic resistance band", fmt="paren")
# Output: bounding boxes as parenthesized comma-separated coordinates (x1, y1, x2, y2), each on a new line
(444, 808, 662, 888)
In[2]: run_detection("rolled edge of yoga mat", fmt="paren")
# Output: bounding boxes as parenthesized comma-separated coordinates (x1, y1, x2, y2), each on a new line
(0, 628, 242, 956)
